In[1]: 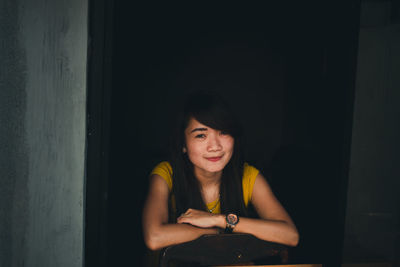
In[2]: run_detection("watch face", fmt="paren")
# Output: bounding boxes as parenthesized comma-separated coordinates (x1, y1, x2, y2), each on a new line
(227, 213, 238, 224)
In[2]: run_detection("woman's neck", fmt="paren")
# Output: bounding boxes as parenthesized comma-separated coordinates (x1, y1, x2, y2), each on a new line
(194, 168, 222, 187)
(194, 168, 221, 203)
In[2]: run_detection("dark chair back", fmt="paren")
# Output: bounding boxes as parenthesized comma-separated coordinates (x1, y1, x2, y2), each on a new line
(159, 233, 288, 267)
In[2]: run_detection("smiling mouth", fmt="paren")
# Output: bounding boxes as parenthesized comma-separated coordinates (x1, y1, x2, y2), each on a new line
(205, 156, 223, 162)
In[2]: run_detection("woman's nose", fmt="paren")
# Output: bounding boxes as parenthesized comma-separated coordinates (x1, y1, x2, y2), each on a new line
(207, 134, 222, 151)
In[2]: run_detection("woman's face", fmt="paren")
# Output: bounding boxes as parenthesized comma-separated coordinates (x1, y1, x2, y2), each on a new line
(184, 117, 234, 177)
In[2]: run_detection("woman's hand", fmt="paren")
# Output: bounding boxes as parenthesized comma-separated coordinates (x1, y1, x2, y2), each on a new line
(177, 208, 225, 229)
(143, 175, 220, 250)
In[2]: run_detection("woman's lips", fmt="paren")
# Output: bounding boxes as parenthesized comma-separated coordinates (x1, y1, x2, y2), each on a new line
(205, 156, 222, 162)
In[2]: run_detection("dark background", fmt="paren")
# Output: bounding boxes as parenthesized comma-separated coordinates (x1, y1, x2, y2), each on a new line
(1, 0, 398, 266)
(105, 2, 360, 266)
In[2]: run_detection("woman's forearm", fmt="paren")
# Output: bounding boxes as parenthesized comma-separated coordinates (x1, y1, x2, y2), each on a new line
(236, 217, 299, 246)
(175, 209, 299, 247)
(144, 223, 218, 251)
(214, 215, 299, 247)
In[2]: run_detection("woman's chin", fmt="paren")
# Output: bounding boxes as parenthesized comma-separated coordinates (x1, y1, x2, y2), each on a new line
(201, 162, 228, 174)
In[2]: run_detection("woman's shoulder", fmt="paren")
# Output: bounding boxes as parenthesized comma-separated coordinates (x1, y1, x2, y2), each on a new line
(152, 161, 172, 172)
(150, 161, 173, 190)
(243, 162, 260, 179)
(242, 162, 260, 206)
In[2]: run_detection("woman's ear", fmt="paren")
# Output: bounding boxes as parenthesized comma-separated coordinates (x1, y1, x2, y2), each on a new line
(182, 147, 187, 153)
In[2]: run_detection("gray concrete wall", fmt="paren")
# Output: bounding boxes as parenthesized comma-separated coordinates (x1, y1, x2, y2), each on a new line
(0, 0, 88, 266)
(343, 1, 400, 264)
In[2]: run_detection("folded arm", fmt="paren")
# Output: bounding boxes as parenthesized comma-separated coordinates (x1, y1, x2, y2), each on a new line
(177, 173, 299, 247)
(142, 174, 218, 251)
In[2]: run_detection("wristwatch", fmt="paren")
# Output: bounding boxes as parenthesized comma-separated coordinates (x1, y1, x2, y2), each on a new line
(225, 213, 239, 233)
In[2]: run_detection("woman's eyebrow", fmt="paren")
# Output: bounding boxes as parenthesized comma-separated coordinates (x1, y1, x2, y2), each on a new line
(190, 127, 208, 133)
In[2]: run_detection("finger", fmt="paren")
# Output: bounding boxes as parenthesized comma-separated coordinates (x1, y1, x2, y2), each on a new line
(177, 217, 191, 224)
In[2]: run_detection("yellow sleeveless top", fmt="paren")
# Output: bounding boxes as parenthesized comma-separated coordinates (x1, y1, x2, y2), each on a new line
(150, 161, 259, 214)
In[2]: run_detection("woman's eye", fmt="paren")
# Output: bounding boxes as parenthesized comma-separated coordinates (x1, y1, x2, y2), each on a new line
(220, 131, 229, 136)
(195, 134, 206, 139)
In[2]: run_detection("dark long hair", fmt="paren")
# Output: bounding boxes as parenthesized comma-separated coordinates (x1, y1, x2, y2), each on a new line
(169, 91, 248, 218)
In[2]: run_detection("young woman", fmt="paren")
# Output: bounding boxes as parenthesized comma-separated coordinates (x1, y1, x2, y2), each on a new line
(142, 91, 299, 252)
